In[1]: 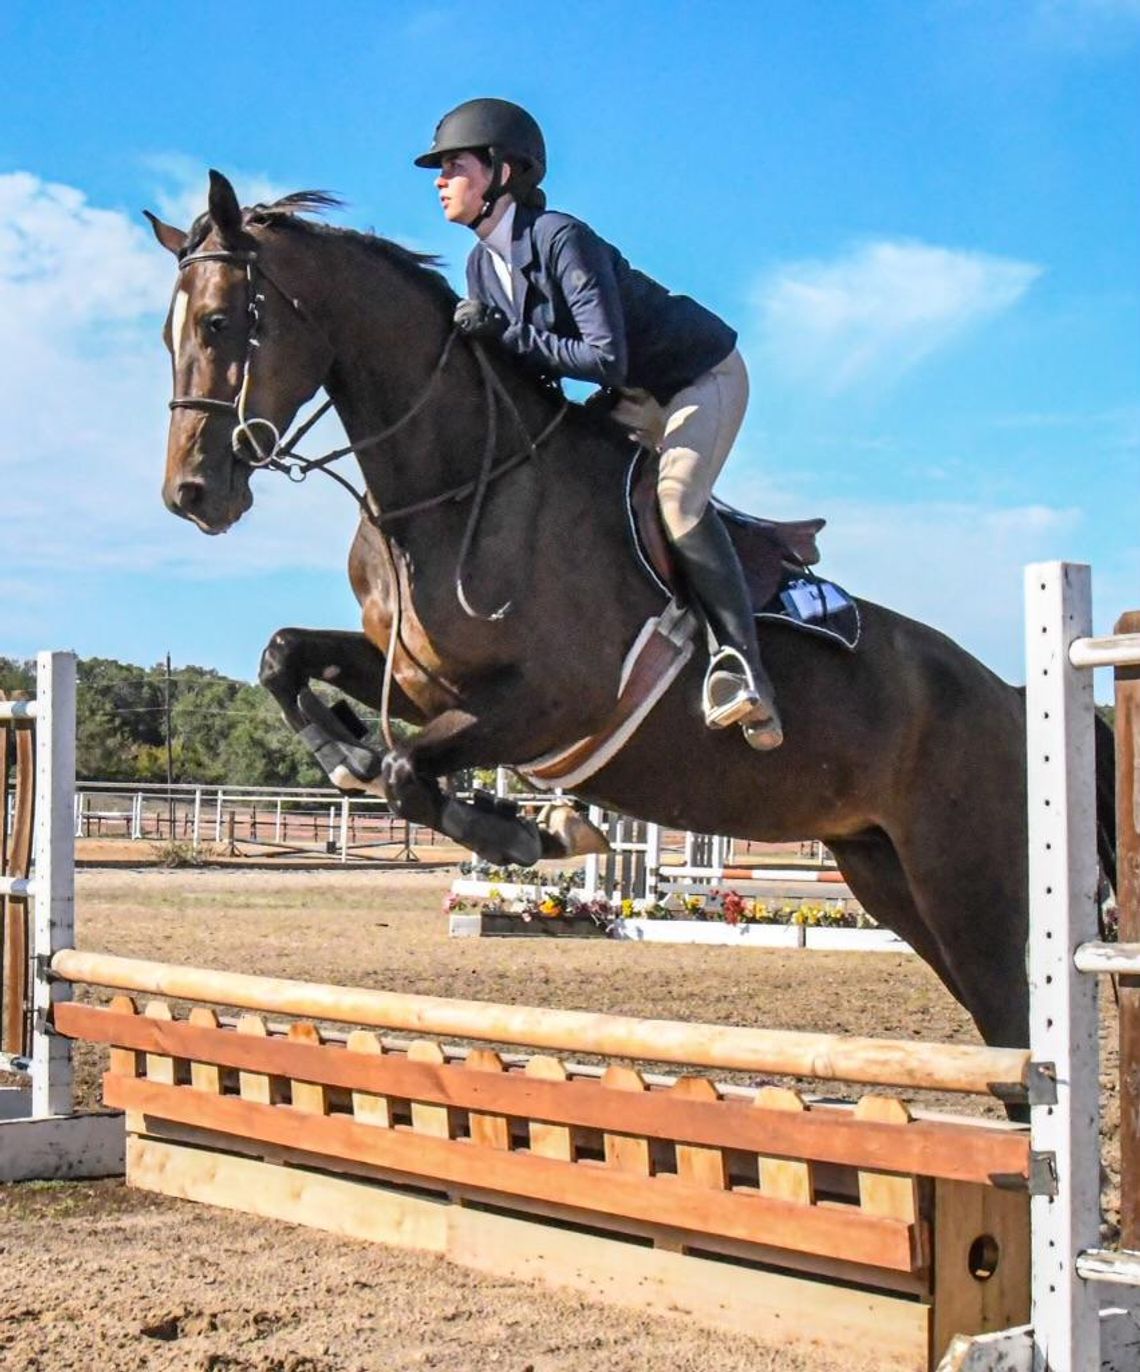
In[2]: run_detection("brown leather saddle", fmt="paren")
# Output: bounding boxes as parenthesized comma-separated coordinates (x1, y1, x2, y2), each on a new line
(627, 449, 825, 609)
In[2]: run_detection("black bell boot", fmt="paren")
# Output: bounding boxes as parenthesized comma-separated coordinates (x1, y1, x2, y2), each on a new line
(671, 509, 783, 749)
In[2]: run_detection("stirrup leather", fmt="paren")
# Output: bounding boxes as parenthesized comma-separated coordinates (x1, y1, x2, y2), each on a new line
(701, 646, 761, 729)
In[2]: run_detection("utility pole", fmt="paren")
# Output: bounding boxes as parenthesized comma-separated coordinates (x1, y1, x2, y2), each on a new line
(165, 652, 174, 839)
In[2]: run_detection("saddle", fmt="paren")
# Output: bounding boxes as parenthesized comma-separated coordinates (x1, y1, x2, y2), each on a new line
(627, 448, 826, 608)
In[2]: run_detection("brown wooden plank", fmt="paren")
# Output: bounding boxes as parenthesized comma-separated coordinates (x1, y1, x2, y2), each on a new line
(106, 1073, 921, 1271)
(8, 718, 34, 876)
(0, 703, 11, 1055)
(1, 710, 33, 1057)
(1116, 611, 1140, 1249)
(56, 1001, 1029, 1185)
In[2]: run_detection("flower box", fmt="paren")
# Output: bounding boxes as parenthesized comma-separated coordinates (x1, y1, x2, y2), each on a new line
(448, 911, 609, 939)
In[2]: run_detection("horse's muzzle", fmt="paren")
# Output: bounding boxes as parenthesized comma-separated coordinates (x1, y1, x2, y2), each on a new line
(163, 471, 252, 533)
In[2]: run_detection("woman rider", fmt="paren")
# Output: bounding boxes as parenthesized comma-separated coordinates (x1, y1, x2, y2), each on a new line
(415, 98, 782, 750)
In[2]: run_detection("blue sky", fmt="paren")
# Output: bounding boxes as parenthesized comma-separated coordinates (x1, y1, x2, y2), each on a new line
(0, 0, 1136, 693)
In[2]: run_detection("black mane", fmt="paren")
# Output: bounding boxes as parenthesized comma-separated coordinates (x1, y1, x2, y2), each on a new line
(182, 189, 458, 312)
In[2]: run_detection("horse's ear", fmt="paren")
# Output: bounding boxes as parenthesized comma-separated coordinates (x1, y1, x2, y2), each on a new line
(207, 169, 244, 243)
(143, 210, 187, 257)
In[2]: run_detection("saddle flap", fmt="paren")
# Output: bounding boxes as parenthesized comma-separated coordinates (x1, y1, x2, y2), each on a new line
(629, 450, 826, 610)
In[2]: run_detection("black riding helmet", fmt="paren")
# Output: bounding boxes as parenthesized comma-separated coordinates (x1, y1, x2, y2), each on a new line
(415, 98, 546, 224)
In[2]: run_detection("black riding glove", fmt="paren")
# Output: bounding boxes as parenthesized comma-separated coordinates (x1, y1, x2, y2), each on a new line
(453, 298, 509, 340)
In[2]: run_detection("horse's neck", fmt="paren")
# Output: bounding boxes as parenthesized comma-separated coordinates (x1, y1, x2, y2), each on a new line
(315, 258, 551, 517)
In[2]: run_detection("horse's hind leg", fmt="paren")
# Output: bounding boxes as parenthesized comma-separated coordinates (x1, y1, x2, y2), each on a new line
(828, 829, 966, 995)
(258, 627, 425, 789)
(886, 806, 1029, 1050)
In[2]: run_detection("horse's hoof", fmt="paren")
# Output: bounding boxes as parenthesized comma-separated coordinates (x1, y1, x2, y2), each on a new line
(536, 802, 611, 858)
(380, 749, 417, 796)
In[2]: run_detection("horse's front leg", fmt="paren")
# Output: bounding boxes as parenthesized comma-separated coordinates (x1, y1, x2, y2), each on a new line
(379, 699, 608, 866)
(258, 627, 425, 791)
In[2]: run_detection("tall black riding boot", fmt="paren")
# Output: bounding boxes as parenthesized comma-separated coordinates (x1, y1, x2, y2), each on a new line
(671, 509, 783, 750)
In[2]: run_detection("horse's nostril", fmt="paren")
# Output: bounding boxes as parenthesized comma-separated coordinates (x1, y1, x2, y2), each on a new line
(177, 479, 206, 513)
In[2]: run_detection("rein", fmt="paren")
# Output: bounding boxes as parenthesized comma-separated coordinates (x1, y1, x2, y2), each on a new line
(169, 243, 568, 545)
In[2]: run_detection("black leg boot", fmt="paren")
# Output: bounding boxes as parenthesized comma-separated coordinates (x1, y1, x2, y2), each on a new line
(671, 509, 783, 750)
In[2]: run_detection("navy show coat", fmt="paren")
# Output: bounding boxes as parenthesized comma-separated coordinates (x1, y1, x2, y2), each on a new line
(466, 206, 737, 404)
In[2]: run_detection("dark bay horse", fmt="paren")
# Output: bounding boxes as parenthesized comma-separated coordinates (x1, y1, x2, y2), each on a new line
(148, 172, 1115, 1053)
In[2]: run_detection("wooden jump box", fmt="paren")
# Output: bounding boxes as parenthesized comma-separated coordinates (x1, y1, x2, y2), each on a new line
(52, 953, 1031, 1372)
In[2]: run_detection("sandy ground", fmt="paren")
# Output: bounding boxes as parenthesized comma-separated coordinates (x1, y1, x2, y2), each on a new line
(0, 866, 1122, 1372)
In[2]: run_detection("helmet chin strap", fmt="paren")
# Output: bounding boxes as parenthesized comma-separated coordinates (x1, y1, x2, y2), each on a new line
(468, 151, 507, 230)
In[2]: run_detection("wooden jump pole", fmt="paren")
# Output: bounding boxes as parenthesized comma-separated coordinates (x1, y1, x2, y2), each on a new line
(51, 947, 1029, 1097)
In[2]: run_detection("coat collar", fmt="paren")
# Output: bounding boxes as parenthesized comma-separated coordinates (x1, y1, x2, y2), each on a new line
(509, 203, 541, 278)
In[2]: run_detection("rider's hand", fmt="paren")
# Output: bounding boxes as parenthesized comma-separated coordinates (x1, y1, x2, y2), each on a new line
(453, 298, 509, 340)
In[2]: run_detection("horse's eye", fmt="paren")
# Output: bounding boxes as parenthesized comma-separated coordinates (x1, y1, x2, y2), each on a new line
(203, 313, 229, 337)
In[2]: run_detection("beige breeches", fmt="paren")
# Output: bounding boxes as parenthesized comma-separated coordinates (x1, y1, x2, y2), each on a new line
(610, 348, 749, 539)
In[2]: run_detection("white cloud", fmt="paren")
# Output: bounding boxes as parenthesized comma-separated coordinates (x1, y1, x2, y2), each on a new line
(0, 172, 361, 595)
(756, 239, 1043, 393)
(141, 153, 297, 233)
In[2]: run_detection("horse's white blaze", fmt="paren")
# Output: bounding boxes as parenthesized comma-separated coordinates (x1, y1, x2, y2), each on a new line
(171, 289, 190, 366)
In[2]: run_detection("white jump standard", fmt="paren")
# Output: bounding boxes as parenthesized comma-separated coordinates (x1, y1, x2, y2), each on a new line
(0, 652, 122, 1181)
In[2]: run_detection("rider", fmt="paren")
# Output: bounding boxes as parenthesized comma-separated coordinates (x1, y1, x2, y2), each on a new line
(415, 97, 782, 750)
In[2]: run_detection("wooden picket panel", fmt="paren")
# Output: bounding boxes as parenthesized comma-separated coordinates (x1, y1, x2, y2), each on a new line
(53, 999, 1031, 1186)
(53, 990, 1034, 1367)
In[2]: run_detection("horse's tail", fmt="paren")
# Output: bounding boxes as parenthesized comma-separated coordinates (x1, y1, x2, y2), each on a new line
(1095, 708, 1117, 894)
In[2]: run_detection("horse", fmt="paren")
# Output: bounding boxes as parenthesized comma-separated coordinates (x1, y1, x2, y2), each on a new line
(147, 171, 1116, 1054)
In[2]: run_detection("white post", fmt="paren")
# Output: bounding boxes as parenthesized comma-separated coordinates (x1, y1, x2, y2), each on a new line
(644, 822, 661, 901)
(31, 651, 76, 1119)
(191, 787, 202, 850)
(275, 798, 283, 844)
(582, 806, 606, 899)
(340, 796, 350, 863)
(1024, 562, 1102, 1372)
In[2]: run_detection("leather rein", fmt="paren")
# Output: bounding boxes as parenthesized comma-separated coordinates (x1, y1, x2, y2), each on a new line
(168, 246, 568, 539)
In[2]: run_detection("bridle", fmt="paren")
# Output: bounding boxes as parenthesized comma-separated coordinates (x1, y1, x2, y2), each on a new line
(169, 248, 297, 467)
(167, 239, 569, 619)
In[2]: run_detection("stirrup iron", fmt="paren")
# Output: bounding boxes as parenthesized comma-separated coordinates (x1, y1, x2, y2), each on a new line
(701, 646, 761, 729)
